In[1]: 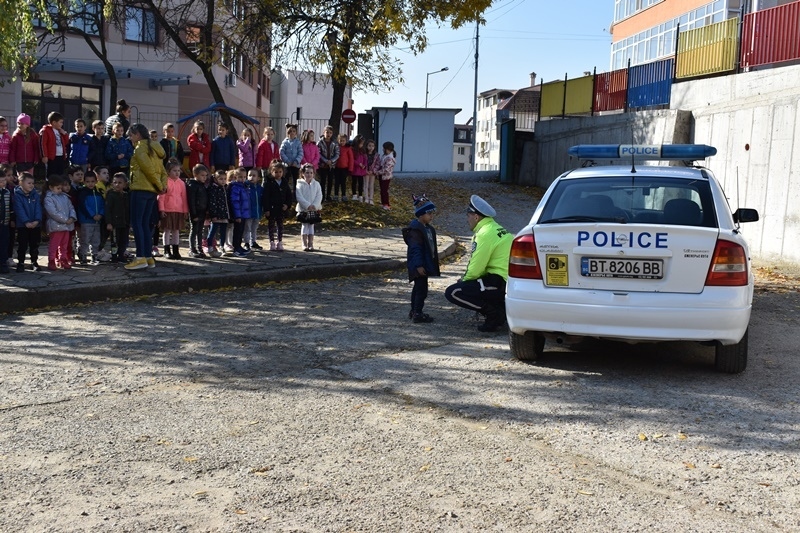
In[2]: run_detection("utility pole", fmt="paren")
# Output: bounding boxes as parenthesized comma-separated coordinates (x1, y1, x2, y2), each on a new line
(471, 21, 479, 171)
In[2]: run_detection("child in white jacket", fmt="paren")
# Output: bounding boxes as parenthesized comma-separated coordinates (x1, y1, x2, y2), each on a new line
(295, 163, 322, 251)
(44, 175, 77, 270)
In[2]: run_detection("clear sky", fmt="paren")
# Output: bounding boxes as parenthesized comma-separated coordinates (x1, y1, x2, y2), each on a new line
(352, 0, 615, 123)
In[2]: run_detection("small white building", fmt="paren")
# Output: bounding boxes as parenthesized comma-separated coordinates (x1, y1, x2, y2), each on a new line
(366, 106, 460, 173)
(269, 69, 353, 134)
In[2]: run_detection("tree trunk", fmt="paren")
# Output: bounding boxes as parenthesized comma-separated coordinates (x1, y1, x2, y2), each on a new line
(328, 78, 346, 137)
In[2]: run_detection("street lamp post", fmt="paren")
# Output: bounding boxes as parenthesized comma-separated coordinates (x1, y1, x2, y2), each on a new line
(425, 67, 449, 108)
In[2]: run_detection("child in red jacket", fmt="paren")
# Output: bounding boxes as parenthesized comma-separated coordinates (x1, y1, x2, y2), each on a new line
(40, 112, 71, 177)
(187, 120, 212, 168)
(9, 114, 40, 174)
(334, 134, 353, 202)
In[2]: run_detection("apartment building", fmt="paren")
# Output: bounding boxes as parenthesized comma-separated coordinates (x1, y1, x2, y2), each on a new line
(452, 123, 473, 172)
(474, 88, 512, 171)
(608, 0, 776, 70)
(0, 4, 268, 133)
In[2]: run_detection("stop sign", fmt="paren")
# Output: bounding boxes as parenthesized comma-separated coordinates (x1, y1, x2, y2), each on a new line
(341, 109, 357, 124)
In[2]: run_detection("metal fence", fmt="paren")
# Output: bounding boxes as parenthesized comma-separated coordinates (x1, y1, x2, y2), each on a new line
(539, 2, 799, 119)
(676, 17, 739, 79)
(741, 0, 800, 69)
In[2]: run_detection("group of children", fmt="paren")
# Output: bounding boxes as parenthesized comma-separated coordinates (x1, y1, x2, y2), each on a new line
(276, 123, 396, 209)
(0, 110, 398, 273)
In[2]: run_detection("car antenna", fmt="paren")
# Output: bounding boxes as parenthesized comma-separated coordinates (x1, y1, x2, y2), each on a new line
(629, 130, 636, 174)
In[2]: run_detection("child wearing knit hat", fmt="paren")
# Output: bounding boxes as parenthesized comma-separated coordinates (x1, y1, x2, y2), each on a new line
(401, 194, 440, 323)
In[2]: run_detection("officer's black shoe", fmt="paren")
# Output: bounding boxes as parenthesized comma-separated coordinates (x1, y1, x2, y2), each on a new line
(477, 318, 505, 332)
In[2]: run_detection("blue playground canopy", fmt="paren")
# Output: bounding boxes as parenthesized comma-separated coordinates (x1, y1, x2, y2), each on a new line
(176, 102, 260, 125)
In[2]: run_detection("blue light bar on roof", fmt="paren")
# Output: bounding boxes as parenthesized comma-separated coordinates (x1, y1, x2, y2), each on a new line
(568, 144, 717, 160)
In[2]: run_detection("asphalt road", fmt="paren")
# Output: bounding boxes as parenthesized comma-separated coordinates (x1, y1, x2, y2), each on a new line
(1, 176, 797, 532)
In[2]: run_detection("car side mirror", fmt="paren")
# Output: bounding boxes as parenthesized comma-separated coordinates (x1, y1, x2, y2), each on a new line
(733, 208, 759, 224)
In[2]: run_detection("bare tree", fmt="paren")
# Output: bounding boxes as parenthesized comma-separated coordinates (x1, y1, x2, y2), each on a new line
(137, 0, 273, 127)
(37, 0, 127, 115)
(263, 0, 491, 134)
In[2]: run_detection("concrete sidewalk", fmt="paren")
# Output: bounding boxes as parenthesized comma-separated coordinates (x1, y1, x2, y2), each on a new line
(0, 229, 456, 314)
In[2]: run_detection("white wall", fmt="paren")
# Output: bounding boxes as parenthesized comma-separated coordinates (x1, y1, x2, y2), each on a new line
(453, 144, 472, 171)
(270, 70, 350, 121)
(372, 107, 459, 173)
(672, 64, 800, 264)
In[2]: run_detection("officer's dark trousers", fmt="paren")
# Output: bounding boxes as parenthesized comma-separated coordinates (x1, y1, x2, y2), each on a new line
(444, 273, 506, 317)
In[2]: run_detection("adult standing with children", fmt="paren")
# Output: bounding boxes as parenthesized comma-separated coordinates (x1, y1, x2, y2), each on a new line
(444, 195, 513, 333)
(104, 99, 132, 136)
(125, 123, 167, 271)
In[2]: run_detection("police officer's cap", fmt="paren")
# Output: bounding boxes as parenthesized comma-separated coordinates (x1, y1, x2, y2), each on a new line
(467, 195, 496, 218)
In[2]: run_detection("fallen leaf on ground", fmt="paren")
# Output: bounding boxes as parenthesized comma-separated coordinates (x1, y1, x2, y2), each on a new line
(677, 432, 688, 440)
(183, 456, 198, 462)
(419, 464, 431, 472)
(710, 463, 722, 469)
(235, 509, 247, 515)
(577, 490, 594, 496)
(638, 433, 648, 441)
(683, 462, 696, 469)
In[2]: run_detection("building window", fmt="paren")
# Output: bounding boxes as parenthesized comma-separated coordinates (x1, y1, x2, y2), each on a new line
(457, 129, 467, 140)
(126, 6, 158, 45)
(296, 107, 302, 120)
(611, 0, 727, 69)
(21, 81, 101, 132)
(297, 80, 303, 94)
(458, 147, 466, 155)
(185, 25, 202, 54)
(613, 0, 664, 23)
(34, 0, 101, 35)
(457, 163, 465, 171)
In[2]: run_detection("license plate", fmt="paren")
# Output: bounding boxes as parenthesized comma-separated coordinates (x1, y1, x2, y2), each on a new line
(580, 257, 663, 279)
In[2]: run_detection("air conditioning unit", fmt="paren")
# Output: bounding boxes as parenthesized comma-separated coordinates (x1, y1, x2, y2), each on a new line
(225, 72, 237, 87)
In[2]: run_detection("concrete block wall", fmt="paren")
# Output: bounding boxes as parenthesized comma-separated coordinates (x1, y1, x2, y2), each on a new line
(525, 64, 800, 265)
(674, 65, 800, 264)
(529, 109, 692, 189)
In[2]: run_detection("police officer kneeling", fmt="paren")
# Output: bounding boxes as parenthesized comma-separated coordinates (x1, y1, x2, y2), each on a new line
(445, 195, 513, 332)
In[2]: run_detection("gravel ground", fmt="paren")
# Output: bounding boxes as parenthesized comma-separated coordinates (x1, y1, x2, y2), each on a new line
(1, 176, 798, 532)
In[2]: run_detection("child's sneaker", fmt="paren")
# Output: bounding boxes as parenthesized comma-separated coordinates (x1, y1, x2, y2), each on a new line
(152, 246, 163, 257)
(270, 241, 277, 251)
(251, 242, 263, 250)
(352, 194, 358, 201)
(16, 263, 25, 273)
(210, 248, 222, 258)
(412, 313, 434, 323)
(276, 241, 284, 251)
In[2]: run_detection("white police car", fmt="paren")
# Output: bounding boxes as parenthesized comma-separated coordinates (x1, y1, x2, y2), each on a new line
(505, 144, 759, 373)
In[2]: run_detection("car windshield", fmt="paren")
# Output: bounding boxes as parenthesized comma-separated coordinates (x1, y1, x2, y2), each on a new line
(538, 176, 717, 227)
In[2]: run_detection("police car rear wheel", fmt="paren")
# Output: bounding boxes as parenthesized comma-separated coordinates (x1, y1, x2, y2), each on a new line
(509, 331, 545, 362)
(714, 329, 748, 374)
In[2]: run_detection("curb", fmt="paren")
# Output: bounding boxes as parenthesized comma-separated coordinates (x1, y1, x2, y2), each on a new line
(2, 239, 458, 315)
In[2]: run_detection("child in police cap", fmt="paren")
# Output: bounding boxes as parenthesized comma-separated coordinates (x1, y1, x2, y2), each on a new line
(402, 194, 440, 323)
